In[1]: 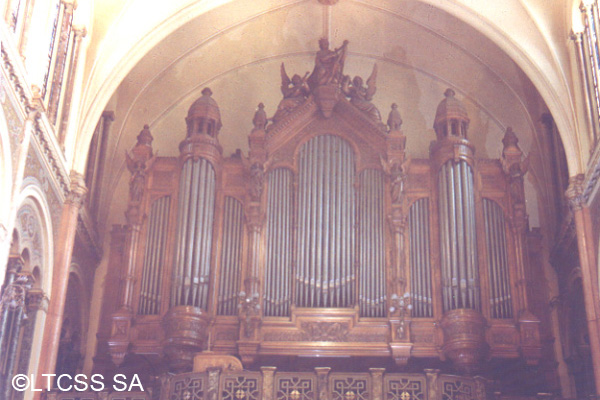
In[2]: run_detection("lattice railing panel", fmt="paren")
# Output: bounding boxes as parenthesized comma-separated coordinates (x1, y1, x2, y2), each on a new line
(220, 372, 262, 400)
(275, 373, 316, 400)
(330, 373, 371, 400)
(384, 374, 426, 400)
(439, 376, 474, 400)
(169, 373, 206, 400)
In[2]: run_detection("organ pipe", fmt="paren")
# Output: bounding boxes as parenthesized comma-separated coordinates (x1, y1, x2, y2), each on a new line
(264, 169, 293, 316)
(171, 157, 216, 309)
(296, 135, 355, 308)
(409, 198, 432, 317)
(358, 169, 386, 317)
(483, 199, 512, 319)
(438, 160, 480, 311)
(139, 196, 171, 315)
(217, 197, 244, 315)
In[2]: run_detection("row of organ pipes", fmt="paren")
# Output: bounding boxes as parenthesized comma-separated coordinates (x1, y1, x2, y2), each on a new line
(108, 75, 538, 372)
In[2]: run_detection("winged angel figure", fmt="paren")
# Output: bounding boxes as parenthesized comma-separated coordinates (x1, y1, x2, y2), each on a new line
(272, 63, 310, 123)
(342, 64, 381, 122)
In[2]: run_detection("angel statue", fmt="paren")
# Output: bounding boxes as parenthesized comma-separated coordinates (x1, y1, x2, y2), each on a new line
(125, 149, 156, 203)
(342, 64, 382, 122)
(272, 63, 310, 123)
(381, 155, 411, 204)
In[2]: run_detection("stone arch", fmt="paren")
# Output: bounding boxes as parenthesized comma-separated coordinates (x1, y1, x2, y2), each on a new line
(0, 100, 14, 270)
(10, 182, 54, 397)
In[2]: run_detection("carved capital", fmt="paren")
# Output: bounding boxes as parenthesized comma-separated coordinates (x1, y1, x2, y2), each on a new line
(7, 255, 25, 274)
(66, 171, 87, 207)
(72, 25, 87, 38)
(26, 289, 49, 313)
(565, 174, 586, 211)
(0, 273, 33, 312)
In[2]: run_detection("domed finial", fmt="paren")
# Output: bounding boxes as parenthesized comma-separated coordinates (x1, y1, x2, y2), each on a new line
(433, 88, 469, 140)
(186, 87, 222, 138)
(502, 126, 519, 148)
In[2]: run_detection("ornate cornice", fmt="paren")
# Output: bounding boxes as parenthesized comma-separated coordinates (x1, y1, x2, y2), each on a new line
(0, 44, 33, 113)
(566, 174, 586, 211)
(2, 35, 71, 197)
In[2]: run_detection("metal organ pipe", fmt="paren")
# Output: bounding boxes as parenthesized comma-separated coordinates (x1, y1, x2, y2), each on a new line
(483, 199, 512, 318)
(358, 169, 386, 317)
(139, 196, 171, 315)
(264, 169, 293, 316)
(438, 160, 480, 311)
(296, 135, 355, 308)
(217, 197, 244, 315)
(409, 198, 432, 318)
(171, 158, 216, 309)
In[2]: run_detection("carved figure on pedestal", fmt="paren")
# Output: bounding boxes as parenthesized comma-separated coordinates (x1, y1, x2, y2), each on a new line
(272, 64, 310, 123)
(308, 38, 349, 89)
(387, 103, 403, 131)
(381, 156, 411, 205)
(253, 103, 267, 130)
(342, 64, 381, 122)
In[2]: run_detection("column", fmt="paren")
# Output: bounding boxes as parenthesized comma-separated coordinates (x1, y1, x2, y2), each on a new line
(566, 174, 600, 392)
(34, 171, 86, 390)
(58, 25, 86, 147)
(47, 0, 75, 125)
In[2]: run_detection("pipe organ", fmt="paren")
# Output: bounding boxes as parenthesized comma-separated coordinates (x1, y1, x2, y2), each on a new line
(104, 42, 544, 387)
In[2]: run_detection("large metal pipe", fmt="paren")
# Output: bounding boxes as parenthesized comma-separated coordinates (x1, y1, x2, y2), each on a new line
(417, 199, 424, 317)
(202, 162, 216, 308)
(145, 198, 160, 313)
(425, 199, 433, 317)
(495, 202, 512, 317)
(153, 197, 169, 313)
(484, 200, 497, 316)
(466, 166, 480, 310)
(172, 160, 190, 305)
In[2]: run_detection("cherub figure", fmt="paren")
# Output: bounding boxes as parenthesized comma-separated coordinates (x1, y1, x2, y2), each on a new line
(272, 63, 310, 123)
(342, 64, 381, 121)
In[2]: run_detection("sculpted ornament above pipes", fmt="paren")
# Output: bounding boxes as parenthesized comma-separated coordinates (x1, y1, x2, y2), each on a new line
(341, 64, 381, 122)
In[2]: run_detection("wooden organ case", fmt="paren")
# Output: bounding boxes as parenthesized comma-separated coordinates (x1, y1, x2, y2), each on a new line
(103, 43, 544, 383)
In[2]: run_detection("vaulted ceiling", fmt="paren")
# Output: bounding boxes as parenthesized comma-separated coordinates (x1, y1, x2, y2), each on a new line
(73, 0, 581, 238)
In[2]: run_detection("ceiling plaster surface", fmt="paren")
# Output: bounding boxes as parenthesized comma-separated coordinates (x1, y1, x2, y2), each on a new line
(74, 0, 583, 178)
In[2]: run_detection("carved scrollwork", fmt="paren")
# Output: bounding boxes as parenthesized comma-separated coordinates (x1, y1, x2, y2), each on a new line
(300, 322, 349, 342)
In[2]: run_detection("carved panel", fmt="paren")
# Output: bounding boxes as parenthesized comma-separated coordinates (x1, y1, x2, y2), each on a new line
(220, 373, 262, 400)
(275, 373, 316, 400)
(384, 374, 426, 400)
(300, 322, 349, 342)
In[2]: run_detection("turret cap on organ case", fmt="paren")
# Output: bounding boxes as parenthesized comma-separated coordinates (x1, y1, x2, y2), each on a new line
(433, 88, 470, 140)
(186, 87, 223, 137)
